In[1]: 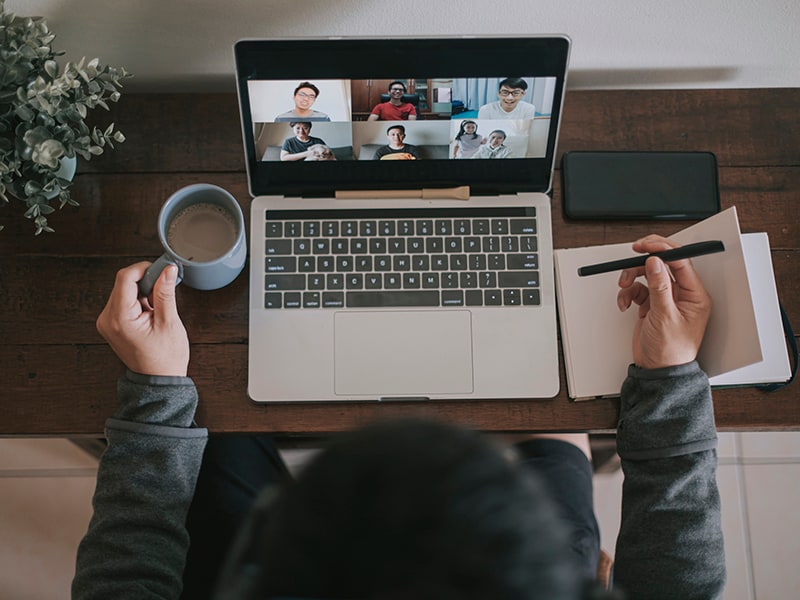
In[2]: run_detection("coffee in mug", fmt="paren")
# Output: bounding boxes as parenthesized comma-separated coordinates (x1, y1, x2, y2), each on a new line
(166, 202, 238, 263)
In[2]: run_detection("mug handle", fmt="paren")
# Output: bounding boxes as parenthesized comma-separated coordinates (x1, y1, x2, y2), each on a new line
(137, 254, 184, 299)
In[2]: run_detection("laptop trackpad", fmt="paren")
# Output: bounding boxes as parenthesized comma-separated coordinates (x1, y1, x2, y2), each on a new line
(334, 310, 474, 397)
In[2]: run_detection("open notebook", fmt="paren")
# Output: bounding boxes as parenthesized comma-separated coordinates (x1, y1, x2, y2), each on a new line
(554, 207, 791, 400)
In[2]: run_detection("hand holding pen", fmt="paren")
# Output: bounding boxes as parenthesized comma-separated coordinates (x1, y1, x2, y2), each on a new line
(616, 235, 713, 370)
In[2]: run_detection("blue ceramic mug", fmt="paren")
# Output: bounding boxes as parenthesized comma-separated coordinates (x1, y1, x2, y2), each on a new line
(138, 184, 246, 297)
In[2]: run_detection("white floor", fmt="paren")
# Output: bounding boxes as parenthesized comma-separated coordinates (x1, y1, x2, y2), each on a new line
(2, 432, 799, 599)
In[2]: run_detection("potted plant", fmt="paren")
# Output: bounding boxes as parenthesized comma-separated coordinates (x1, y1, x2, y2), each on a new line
(0, 0, 130, 234)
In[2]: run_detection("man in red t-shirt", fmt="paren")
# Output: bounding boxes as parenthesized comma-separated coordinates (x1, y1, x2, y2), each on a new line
(367, 81, 418, 121)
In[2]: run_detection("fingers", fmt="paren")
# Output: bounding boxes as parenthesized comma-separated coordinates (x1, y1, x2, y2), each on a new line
(642, 256, 674, 315)
(152, 265, 180, 327)
(97, 262, 152, 339)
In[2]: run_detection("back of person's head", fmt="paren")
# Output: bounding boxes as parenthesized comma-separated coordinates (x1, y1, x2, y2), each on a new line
(214, 418, 580, 600)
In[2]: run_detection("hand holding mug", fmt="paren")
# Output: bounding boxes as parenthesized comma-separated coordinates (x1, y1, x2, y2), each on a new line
(97, 262, 190, 377)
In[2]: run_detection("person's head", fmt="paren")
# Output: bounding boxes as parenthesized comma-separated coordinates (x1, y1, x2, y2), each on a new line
(388, 80, 407, 100)
(386, 124, 406, 147)
(497, 77, 528, 111)
(293, 82, 320, 111)
(289, 121, 312, 139)
(457, 120, 479, 139)
(213, 418, 577, 600)
(487, 129, 507, 147)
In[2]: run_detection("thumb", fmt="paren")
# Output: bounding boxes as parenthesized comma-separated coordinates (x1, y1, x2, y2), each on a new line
(644, 257, 674, 315)
(153, 264, 180, 324)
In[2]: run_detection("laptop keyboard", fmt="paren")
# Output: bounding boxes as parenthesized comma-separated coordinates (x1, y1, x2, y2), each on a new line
(263, 208, 540, 309)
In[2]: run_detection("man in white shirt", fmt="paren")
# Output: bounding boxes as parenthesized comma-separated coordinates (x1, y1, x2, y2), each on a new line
(478, 77, 535, 120)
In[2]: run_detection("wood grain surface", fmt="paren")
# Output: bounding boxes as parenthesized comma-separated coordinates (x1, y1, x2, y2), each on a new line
(2, 89, 798, 435)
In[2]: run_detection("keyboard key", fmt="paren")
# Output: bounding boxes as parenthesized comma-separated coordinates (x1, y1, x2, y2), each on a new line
(303, 221, 320, 237)
(322, 221, 339, 236)
(442, 290, 464, 306)
(465, 290, 483, 306)
(442, 273, 459, 288)
(265, 222, 282, 238)
(499, 271, 540, 288)
(450, 255, 468, 270)
(298, 257, 315, 272)
(431, 255, 448, 270)
(266, 274, 305, 290)
(331, 239, 348, 254)
(379, 220, 396, 236)
(489, 254, 506, 270)
(266, 256, 296, 272)
(522, 289, 541, 305)
(417, 220, 433, 235)
(355, 256, 373, 272)
(336, 256, 354, 272)
(266, 239, 292, 255)
(460, 272, 477, 288)
(453, 219, 471, 235)
(374, 256, 391, 271)
(293, 239, 311, 254)
(484, 290, 502, 305)
(435, 219, 452, 235)
(510, 218, 537, 234)
(445, 237, 463, 252)
(393, 255, 411, 271)
(403, 273, 421, 288)
(422, 273, 439, 288)
(285, 222, 302, 237)
(318, 257, 335, 272)
(322, 292, 344, 308)
(365, 274, 382, 289)
(398, 220, 415, 235)
(426, 237, 444, 253)
(347, 290, 440, 308)
(520, 236, 538, 252)
(469, 254, 487, 270)
(264, 292, 282, 309)
(351, 238, 368, 254)
(483, 236, 500, 252)
(464, 237, 481, 252)
(507, 253, 539, 270)
(308, 275, 325, 290)
(503, 289, 521, 305)
(303, 292, 321, 308)
(480, 272, 497, 288)
(360, 221, 377, 236)
(502, 236, 519, 252)
(284, 292, 302, 308)
(346, 274, 363, 289)
(407, 237, 424, 253)
(491, 219, 509, 235)
(412, 255, 429, 271)
(342, 221, 358, 236)
(388, 238, 406, 253)
(473, 219, 490, 234)
(313, 239, 330, 254)
(369, 238, 387, 253)
(384, 273, 402, 289)
(327, 274, 344, 289)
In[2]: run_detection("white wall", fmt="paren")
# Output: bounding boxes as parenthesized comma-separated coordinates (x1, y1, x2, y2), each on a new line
(8, 0, 800, 91)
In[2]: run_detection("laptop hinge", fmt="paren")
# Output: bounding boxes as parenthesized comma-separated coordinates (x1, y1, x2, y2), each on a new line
(335, 186, 470, 201)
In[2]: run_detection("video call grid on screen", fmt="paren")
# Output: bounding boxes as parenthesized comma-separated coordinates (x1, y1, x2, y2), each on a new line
(234, 37, 569, 196)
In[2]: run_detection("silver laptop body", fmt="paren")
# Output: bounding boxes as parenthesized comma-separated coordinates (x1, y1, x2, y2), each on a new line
(234, 36, 570, 402)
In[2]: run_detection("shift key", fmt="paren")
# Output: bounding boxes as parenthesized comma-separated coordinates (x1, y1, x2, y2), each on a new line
(266, 274, 305, 290)
(498, 271, 539, 287)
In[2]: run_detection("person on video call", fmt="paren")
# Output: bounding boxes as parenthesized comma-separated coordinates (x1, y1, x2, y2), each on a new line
(471, 129, 512, 159)
(274, 81, 330, 122)
(373, 124, 419, 160)
(367, 80, 418, 121)
(279, 121, 328, 161)
(478, 77, 536, 120)
(452, 119, 486, 158)
(73, 233, 725, 600)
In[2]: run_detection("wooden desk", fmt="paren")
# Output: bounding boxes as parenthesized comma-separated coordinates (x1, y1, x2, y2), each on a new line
(2, 89, 798, 436)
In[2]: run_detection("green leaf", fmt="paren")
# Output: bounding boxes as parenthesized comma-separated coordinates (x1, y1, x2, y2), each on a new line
(44, 59, 58, 78)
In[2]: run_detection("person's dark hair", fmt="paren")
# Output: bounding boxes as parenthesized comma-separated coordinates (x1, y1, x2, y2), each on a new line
(288, 121, 312, 130)
(456, 119, 479, 141)
(499, 77, 528, 91)
(214, 419, 578, 600)
(386, 124, 405, 135)
(388, 80, 407, 92)
(294, 81, 320, 98)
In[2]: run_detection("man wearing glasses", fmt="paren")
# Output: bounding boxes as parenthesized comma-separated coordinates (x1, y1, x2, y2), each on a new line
(478, 77, 536, 120)
(368, 80, 418, 121)
(274, 81, 331, 122)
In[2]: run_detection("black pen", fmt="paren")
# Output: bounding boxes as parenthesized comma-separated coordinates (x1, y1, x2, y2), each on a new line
(577, 240, 726, 277)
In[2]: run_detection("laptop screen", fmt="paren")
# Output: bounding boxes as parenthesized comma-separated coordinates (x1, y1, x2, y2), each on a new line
(234, 36, 570, 197)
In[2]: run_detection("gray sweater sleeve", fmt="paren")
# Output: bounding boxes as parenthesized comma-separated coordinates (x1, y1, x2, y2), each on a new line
(613, 361, 726, 599)
(72, 371, 208, 600)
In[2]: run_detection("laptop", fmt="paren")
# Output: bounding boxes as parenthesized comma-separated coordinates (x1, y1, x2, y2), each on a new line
(234, 36, 570, 402)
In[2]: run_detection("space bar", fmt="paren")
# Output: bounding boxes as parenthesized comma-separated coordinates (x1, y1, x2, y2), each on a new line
(346, 291, 440, 307)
